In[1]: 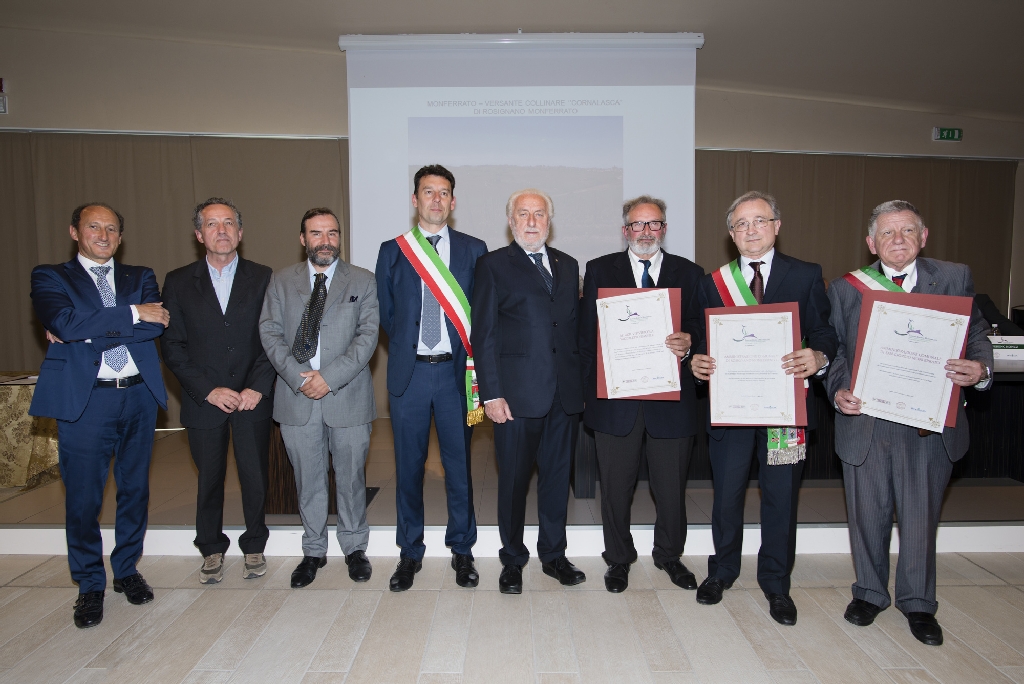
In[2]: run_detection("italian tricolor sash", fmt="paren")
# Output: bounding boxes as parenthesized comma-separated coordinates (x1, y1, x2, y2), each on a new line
(396, 227, 483, 426)
(712, 261, 806, 465)
(842, 266, 904, 293)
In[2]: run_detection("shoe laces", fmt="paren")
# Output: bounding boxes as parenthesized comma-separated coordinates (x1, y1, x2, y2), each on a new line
(203, 553, 224, 571)
(245, 553, 265, 565)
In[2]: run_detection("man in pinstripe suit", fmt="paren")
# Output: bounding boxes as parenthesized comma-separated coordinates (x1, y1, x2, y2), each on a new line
(826, 200, 993, 646)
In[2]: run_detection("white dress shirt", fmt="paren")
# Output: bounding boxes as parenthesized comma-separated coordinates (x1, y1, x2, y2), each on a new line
(523, 243, 551, 272)
(207, 254, 239, 314)
(417, 225, 453, 355)
(627, 248, 664, 287)
(739, 248, 775, 291)
(306, 258, 339, 372)
(878, 259, 918, 293)
(78, 254, 141, 379)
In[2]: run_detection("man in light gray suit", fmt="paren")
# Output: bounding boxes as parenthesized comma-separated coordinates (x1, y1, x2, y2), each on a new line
(260, 207, 379, 588)
(826, 200, 992, 646)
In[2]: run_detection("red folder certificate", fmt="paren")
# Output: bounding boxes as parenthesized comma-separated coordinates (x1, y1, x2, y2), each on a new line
(706, 302, 806, 427)
(850, 291, 973, 430)
(596, 288, 681, 401)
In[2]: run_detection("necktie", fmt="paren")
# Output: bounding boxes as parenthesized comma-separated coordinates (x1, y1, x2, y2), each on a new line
(892, 273, 907, 288)
(420, 234, 442, 350)
(293, 272, 327, 363)
(89, 266, 129, 372)
(749, 261, 765, 304)
(530, 252, 552, 294)
(639, 259, 655, 288)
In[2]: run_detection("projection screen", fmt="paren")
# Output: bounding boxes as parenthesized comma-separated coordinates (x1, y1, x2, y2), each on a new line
(341, 33, 703, 273)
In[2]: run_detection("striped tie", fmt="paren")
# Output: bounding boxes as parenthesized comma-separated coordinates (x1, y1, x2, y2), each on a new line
(529, 252, 552, 294)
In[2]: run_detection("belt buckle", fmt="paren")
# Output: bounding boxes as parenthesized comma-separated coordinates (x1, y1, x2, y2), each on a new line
(116, 377, 128, 389)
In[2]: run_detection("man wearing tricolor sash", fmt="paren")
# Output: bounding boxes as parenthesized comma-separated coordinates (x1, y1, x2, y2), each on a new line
(827, 200, 992, 646)
(376, 165, 487, 591)
(689, 191, 838, 626)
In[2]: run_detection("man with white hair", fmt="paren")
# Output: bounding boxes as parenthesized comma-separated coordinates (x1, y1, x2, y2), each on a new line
(471, 188, 587, 593)
(827, 200, 992, 646)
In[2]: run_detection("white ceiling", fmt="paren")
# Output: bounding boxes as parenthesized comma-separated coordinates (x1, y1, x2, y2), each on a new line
(3, 0, 1022, 122)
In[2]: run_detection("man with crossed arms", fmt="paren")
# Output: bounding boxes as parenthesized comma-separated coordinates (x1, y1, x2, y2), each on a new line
(827, 200, 992, 646)
(376, 164, 487, 590)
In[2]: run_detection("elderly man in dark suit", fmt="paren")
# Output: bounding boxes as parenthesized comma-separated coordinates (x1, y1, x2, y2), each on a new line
(376, 165, 487, 591)
(579, 195, 704, 593)
(690, 190, 838, 625)
(30, 202, 169, 628)
(162, 198, 275, 584)
(472, 188, 586, 593)
(827, 200, 992, 646)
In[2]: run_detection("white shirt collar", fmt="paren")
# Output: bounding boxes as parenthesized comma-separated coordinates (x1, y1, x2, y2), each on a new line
(78, 254, 114, 273)
(740, 248, 775, 271)
(627, 247, 663, 269)
(307, 257, 339, 283)
(207, 253, 239, 279)
(419, 224, 449, 243)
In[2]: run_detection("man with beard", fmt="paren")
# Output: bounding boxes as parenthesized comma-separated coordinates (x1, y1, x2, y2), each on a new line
(259, 207, 379, 588)
(578, 195, 704, 592)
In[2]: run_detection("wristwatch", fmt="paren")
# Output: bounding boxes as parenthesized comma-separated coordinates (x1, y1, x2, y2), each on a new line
(978, 364, 992, 384)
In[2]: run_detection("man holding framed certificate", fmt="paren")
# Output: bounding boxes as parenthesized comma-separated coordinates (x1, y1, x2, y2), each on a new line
(827, 200, 992, 646)
(689, 191, 837, 626)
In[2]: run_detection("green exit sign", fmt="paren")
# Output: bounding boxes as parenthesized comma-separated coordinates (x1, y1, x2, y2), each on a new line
(932, 127, 963, 142)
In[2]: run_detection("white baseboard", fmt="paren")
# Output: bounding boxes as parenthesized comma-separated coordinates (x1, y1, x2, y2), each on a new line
(3, 522, 1023, 556)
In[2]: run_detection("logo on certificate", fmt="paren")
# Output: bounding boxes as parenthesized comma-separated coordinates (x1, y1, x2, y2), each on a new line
(893, 319, 936, 343)
(731, 325, 769, 345)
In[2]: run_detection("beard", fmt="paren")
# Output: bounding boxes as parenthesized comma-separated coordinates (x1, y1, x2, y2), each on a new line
(628, 233, 662, 258)
(307, 242, 340, 267)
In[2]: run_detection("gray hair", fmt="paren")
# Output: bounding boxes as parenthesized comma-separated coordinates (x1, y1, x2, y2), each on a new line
(725, 191, 780, 231)
(867, 200, 924, 237)
(506, 188, 554, 220)
(193, 197, 242, 232)
(622, 195, 666, 225)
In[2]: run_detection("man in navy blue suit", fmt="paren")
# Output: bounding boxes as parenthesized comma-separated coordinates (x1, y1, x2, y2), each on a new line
(376, 165, 487, 591)
(689, 191, 837, 625)
(30, 203, 169, 628)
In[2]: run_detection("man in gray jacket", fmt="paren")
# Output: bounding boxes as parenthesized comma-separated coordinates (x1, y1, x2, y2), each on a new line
(260, 207, 379, 588)
(827, 200, 992, 646)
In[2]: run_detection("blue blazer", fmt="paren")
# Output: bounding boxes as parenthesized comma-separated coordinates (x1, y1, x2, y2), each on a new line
(29, 258, 169, 422)
(690, 251, 838, 433)
(376, 229, 488, 398)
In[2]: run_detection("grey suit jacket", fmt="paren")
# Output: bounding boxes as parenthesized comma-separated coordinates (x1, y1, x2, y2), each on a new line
(826, 257, 993, 465)
(259, 259, 379, 428)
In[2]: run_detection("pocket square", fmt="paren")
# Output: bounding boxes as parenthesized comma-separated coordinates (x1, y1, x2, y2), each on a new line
(349, 295, 358, 302)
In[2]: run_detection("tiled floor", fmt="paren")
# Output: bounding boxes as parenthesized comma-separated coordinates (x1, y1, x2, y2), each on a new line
(3, 552, 1024, 682)
(1, 419, 1022, 528)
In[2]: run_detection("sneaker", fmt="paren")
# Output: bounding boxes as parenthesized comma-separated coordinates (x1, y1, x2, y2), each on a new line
(243, 553, 268, 579)
(200, 553, 224, 584)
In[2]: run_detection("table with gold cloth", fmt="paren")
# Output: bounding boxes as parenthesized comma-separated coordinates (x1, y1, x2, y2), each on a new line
(0, 374, 60, 489)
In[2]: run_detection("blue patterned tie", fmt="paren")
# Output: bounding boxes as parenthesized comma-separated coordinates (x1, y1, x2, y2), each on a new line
(529, 252, 552, 294)
(89, 266, 129, 372)
(639, 259, 654, 288)
(420, 235, 442, 350)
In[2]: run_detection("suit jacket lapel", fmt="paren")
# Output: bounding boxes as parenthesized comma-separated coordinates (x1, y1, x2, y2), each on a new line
(113, 261, 131, 307)
(912, 258, 938, 293)
(614, 251, 637, 287)
(508, 243, 550, 294)
(323, 259, 349, 313)
(763, 252, 790, 303)
(292, 261, 312, 306)
(655, 250, 677, 287)
(194, 260, 225, 317)
(65, 259, 105, 309)
(223, 258, 252, 317)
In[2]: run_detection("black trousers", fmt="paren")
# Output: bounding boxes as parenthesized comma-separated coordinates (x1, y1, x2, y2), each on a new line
(707, 427, 804, 595)
(187, 414, 272, 556)
(493, 388, 576, 567)
(594, 405, 693, 566)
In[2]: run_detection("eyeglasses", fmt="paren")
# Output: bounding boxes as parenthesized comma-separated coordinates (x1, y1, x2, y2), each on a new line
(626, 220, 665, 233)
(731, 217, 777, 233)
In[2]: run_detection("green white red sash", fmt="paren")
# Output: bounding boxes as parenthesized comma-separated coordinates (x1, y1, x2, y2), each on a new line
(712, 261, 806, 465)
(395, 226, 483, 425)
(842, 266, 904, 293)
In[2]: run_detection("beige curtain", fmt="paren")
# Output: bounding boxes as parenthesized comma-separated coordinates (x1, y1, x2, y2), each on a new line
(0, 132, 349, 426)
(696, 151, 1017, 310)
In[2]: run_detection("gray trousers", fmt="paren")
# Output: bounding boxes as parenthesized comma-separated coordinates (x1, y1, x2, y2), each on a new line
(279, 400, 371, 557)
(842, 418, 953, 615)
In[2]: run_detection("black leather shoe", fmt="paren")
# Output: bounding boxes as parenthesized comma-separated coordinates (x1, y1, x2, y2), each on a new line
(766, 593, 798, 625)
(696, 576, 733, 605)
(499, 564, 523, 594)
(907, 612, 943, 646)
(73, 591, 104, 628)
(452, 553, 479, 588)
(844, 598, 883, 627)
(345, 550, 372, 582)
(604, 563, 630, 593)
(291, 556, 326, 588)
(654, 559, 698, 590)
(541, 557, 586, 586)
(389, 558, 422, 592)
(113, 573, 154, 605)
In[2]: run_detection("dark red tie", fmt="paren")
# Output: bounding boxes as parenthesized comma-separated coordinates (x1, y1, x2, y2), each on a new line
(750, 261, 764, 304)
(892, 273, 907, 288)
